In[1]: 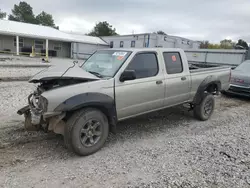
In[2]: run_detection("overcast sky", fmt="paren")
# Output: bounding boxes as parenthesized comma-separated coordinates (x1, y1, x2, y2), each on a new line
(1, 0, 250, 43)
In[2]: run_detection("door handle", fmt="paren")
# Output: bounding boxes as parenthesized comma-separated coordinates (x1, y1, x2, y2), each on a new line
(156, 80, 163, 85)
(181, 77, 186, 81)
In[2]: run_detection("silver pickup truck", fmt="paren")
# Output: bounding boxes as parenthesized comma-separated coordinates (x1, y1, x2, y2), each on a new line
(17, 48, 231, 156)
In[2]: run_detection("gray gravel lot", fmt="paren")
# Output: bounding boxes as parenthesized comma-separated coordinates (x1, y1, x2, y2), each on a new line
(0, 67, 45, 79)
(0, 81, 250, 188)
(0, 55, 84, 81)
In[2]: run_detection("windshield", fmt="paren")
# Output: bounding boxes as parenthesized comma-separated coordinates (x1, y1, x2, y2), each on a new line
(235, 60, 250, 72)
(82, 50, 132, 78)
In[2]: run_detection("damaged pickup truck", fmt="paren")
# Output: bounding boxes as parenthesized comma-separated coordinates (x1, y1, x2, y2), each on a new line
(18, 48, 231, 156)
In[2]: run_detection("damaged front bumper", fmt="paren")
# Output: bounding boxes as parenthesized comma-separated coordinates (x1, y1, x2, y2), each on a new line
(17, 93, 44, 125)
(17, 93, 65, 134)
(17, 105, 41, 131)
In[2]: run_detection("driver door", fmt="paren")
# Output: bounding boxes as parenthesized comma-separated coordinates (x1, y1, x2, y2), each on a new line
(115, 52, 165, 120)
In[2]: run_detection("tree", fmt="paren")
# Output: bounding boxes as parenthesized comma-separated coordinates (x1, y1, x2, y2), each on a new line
(8, 1, 37, 24)
(220, 39, 234, 49)
(236, 39, 249, 50)
(199, 41, 210, 49)
(0, 9, 6, 19)
(154, 30, 167, 35)
(36, 11, 58, 29)
(208, 43, 221, 49)
(87, 21, 118, 37)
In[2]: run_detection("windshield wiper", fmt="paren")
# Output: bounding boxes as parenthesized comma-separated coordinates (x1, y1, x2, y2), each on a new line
(88, 71, 103, 78)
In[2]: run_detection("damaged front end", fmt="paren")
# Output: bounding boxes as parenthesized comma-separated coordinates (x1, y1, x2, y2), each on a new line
(17, 78, 89, 134)
(17, 62, 100, 134)
(17, 86, 66, 134)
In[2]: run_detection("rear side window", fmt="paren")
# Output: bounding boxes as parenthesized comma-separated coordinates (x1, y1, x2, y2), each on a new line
(126, 53, 158, 79)
(163, 52, 183, 74)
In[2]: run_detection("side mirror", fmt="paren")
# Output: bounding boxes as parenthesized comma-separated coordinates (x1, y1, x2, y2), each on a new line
(231, 66, 236, 70)
(120, 70, 136, 82)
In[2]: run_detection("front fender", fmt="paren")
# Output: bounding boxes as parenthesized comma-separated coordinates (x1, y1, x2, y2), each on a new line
(55, 92, 117, 133)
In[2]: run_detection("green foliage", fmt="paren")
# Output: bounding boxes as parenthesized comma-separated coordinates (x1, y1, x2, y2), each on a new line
(199, 41, 210, 49)
(154, 30, 167, 35)
(36, 11, 58, 29)
(200, 39, 247, 49)
(220, 39, 234, 49)
(8, 1, 37, 24)
(207, 43, 221, 49)
(8, 1, 58, 28)
(87, 21, 118, 37)
(0, 9, 6, 19)
(236, 39, 249, 50)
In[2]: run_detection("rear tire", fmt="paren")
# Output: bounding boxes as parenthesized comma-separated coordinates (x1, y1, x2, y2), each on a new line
(64, 108, 109, 156)
(194, 93, 215, 121)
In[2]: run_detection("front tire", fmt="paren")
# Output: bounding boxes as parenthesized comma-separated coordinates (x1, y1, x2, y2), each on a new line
(64, 108, 109, 156)
(194, 93, 215, 121)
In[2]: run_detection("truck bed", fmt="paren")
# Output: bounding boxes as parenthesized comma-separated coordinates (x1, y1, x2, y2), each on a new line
(188, 62, 230, 73)
(188, 62, 231, 99)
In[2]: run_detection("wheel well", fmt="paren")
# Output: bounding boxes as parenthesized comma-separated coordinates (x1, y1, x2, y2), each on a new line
(64, 105, 117, 133)
(205, 83, 219, 94)
(193, 81, 221, 105)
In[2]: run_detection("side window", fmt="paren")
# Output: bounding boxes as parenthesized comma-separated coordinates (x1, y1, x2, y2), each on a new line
(163, 52, 183, 74)
(120, 41, 124, 48)
(126, 53, 158, 79)
(110, 41, 113, 48)
(14, 37, 24, 47)
(131, 41, 135, 47)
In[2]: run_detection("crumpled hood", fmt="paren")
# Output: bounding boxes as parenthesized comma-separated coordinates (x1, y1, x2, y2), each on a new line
(29, 62, 100, 82)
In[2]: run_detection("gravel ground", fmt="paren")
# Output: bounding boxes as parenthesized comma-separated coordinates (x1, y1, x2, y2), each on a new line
(0, 82, 250, 188)
(0, 67, 45, 78)
(0, 81, 36, 122)
(0, 54, 84, 66)
(0, 55, 85, 80)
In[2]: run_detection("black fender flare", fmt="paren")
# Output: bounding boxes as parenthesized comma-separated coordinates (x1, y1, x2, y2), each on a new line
(193, 75, 221, 105)
(55, 93, 117, 133)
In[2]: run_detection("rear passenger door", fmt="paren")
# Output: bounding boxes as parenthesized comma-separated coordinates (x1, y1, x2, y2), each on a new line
(115, 52, 165, 120)
(163, 52, 191, 106)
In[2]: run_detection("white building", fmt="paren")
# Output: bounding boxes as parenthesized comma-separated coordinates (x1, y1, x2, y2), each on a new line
(102, 33, 200, 49)
(0, 19, 108, 60)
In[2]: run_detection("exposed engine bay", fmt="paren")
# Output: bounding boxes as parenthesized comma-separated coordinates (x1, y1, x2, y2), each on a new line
(35, 78, 91, 92)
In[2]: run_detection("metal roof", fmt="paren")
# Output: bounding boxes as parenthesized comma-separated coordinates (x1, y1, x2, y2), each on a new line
(102, 33, 199, 43)
(0, 19, 108, 45)
(185, 49, 246, 53)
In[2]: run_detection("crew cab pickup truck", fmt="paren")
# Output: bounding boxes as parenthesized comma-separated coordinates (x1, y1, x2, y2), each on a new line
(17, 48, 231, 156)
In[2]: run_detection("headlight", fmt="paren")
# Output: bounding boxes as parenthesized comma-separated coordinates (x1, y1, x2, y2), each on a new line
(28, 94, 48, 113)
(38, 96, 48, 112)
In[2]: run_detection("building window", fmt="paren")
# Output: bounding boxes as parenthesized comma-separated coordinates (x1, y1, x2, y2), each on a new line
(131, 41, 135, 47)
(35, 40, 44, 49)
(120, 41, 124, 48)
(110, 41, 114, 48)
(14, 38, 24, 47)
(54, 43, 62, 50)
